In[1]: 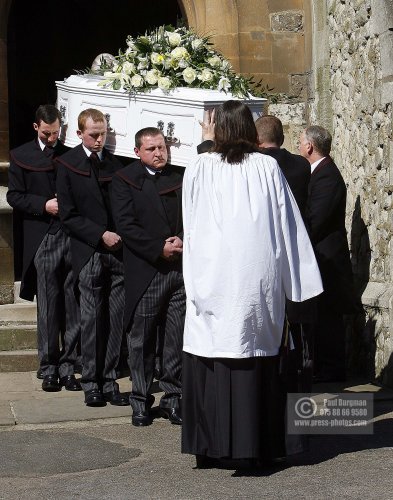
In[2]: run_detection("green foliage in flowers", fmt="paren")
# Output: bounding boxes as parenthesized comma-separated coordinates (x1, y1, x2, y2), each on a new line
(95, 25, 259, 98)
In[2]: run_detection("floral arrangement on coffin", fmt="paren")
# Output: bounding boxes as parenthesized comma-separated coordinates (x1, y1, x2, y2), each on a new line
(96, 25, 255, 98)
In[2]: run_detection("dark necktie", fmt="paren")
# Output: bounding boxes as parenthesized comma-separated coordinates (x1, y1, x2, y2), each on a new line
(90, 152, 100, 164)
(44, 146, 54, 158)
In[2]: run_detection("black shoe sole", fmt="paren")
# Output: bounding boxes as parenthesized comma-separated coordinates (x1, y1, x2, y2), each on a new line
(159, 409, 182, 425)
(131, 418, 152, 427)
(42, 385, 61, 392)
(85, 401, 107, 407)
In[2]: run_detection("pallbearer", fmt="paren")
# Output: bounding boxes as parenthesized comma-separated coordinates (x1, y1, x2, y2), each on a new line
(56, 108, 127, 407)
(7, 105, 81, 392)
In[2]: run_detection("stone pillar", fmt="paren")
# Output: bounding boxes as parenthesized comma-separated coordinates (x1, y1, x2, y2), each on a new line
(0, 0, 14, 304)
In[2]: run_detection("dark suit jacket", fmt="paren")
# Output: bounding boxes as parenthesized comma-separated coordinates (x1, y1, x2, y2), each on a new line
(260, 147, 310, 217)
(7, 140, 69, 300)
(305, 156, 354, 313)
(111, 160, 184, 329)
(56, 144, 124, 279)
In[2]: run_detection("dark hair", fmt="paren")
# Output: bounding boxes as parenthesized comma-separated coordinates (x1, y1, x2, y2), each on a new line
(135, 127, 165, 148)
(255, 115, 284, 146)
(212, 100, 259, 164)
(35, 105, 61, 126)
(305, 126, 332, 156)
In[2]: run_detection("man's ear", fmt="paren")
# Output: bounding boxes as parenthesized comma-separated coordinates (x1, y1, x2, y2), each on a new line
(134, 146, 140, 157)
(33, 123, 39, 132)
(77, 129, 82, 140)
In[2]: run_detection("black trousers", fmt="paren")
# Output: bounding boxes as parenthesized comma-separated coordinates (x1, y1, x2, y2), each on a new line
(128, 270, 185, 412)
(310, 294, 346, 379)
(34, 230, 80, 378)
(78, 251, 124, 393)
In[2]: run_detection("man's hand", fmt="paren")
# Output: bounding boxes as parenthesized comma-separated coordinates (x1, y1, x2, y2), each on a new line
(165, 236, 183, 249)
(199, 108, 215, 141)
(162, 237, 183, 261)
(102, 231, 122, 251)
(45, 197, 58, 216)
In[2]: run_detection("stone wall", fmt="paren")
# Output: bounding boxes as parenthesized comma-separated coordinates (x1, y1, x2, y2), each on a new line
(307, 0, 393, 383)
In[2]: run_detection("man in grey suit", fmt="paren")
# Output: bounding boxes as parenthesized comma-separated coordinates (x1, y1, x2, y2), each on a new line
(112, 127, 185, 427)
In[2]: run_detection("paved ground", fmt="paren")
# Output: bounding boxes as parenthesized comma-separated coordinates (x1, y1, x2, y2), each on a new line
(0, 373, 393, 499)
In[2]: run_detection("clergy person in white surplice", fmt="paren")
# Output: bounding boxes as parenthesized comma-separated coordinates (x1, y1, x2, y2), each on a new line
(181, 100, 323, 469)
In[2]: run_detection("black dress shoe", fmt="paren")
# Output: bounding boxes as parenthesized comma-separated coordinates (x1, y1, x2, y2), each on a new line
(103, 389, 129, 406)
(84, 389, 106, 407)
(42, 375, 61, 392)
(159, 407, 182, 425)
(36, 368, 44, 380)
(132, 410, 153, 427)
(195, 454, 219, 469)
(60, 375, 82, 391)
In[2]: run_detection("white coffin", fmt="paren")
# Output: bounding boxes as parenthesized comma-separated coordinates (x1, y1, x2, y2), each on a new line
(56, 75, 266, 167)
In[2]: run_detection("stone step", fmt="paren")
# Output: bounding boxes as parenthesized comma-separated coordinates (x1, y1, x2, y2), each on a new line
(0, 325, 37, 351)
(13, 281, 34, 304)
(0, 302, 37, 326)
(0, 349, 38, 372)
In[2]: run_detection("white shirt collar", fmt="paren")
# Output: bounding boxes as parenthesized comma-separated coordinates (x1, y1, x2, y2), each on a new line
(310, 157, 326, 174)
(82, 144, 103, 160)
(38, 137, 57, 151)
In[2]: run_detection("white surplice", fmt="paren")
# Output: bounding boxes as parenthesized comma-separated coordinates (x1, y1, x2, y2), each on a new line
(182, 152, 323, 358)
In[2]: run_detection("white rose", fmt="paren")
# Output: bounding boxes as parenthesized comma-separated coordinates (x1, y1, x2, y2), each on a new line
(151, 52, 165, 65)
(207, 55, 221, 68)
(167, 57, 178, 70)
(191, 38, 204, 50)
(178, 59, 189, 69)
(182, 67, 197, 84)
(122, 61, 135, 75)
(158, 76, 172, 91)
(171, 46, 189, 60)
(218, 76, 231, 92)
(130, 74, 144, 88)
(145, 69, 161, 85)
(198, 68, 214, 82)
(167, 31, 181, 47)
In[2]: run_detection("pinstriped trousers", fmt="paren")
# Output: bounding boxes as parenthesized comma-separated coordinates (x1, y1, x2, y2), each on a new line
(34, 230, 80, 378)
(128, 269, 185, 412)
(78, 251, 124, 393)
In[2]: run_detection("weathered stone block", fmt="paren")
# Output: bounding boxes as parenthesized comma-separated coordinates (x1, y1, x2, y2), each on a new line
(289, 73, 308, 98)
(270, 10, 304, 32)
(381, 82, 393, 106)
(271, 33, 305, 73)
(267, 0, 303, 11)
(380, 30, 393, 79)
(0, 284, 12, 305)
(371, 0, 393, 35)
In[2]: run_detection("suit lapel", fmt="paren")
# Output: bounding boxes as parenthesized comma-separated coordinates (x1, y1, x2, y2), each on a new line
(58, 145, 106, 211)
(312, 156, 332, 177)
